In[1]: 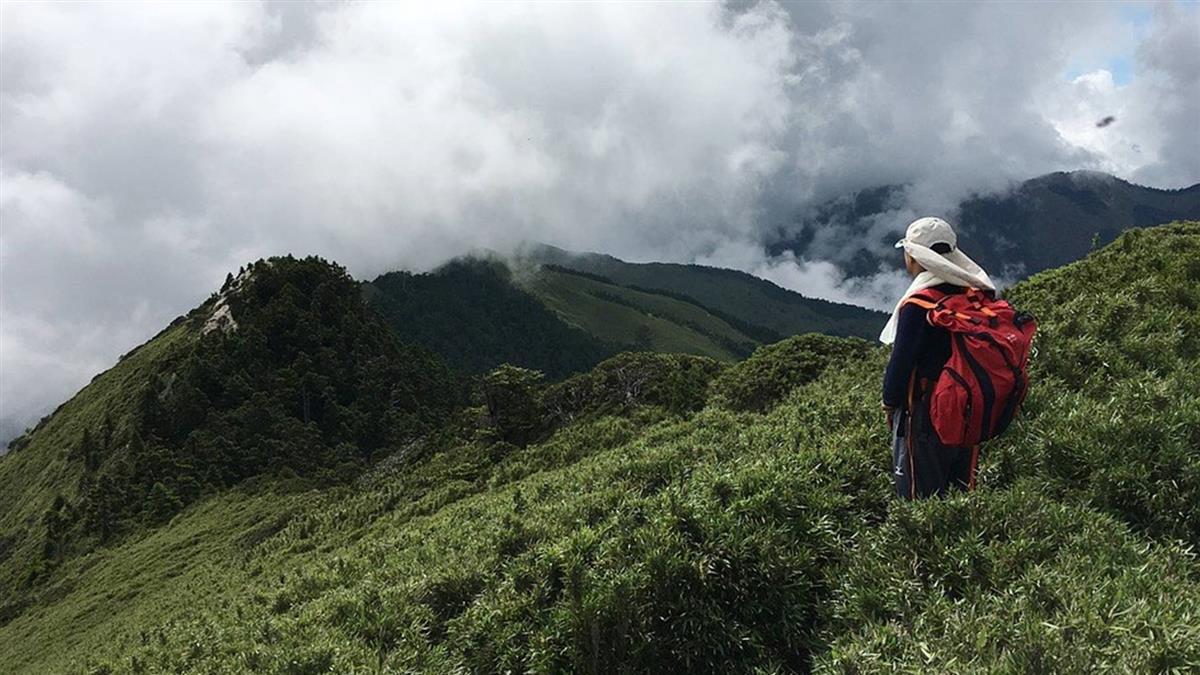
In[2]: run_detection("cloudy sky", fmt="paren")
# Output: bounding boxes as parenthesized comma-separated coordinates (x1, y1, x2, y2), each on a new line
(2, 0, 1198, 438)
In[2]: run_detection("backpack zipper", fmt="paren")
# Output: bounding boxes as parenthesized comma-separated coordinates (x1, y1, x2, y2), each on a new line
(944, 367, 973, 443)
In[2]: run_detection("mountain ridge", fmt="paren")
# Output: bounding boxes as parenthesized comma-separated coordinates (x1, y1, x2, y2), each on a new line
(364, 250, 885, 381)
(0, 222, 1197, 671)
(0, 251, 886, 454)
(4, 169, 1187, 452)
(519, 243, 885, 339)
(769, 170, 1200, 279)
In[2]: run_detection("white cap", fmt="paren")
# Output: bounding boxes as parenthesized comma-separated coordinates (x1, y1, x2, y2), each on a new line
(894, 216, 957, 250)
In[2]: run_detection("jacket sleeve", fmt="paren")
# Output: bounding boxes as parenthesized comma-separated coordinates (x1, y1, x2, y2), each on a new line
(882, 303, 928, 408)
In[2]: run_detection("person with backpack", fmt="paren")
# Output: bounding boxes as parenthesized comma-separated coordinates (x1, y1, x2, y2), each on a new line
(880, 217, 1036, 499)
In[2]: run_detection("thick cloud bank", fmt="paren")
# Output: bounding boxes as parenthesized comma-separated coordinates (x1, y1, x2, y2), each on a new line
(2, 1, 1198, 438)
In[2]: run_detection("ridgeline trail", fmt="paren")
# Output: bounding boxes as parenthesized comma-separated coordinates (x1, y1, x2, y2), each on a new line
(1, 222, 1197, 673)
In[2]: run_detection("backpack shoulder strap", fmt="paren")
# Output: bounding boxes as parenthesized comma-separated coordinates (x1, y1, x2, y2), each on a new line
(901, 288, 946, 311)
(902, 296, 939, 310)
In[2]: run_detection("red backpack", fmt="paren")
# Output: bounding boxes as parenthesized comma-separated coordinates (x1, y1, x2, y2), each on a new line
(903, 287, 1037, 447)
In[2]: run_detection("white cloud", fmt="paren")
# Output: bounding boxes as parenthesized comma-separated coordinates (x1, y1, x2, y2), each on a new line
(1, 0, 1197, 437)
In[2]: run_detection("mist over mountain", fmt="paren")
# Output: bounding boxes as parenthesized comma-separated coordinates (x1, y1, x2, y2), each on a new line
(1, 170, 1190, 451)
(746, 171, 1200, 309)
(4, 2, 1198, 448)
(4, 1, 1200, 668)
(521, 244, 883, 341)
(773, 171, 1200, 277)
(0, 421, 22, 458)
(2, 222, 1197, 671)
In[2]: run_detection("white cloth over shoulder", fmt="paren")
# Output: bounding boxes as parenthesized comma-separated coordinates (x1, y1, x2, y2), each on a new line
(879, 218, 995, 345)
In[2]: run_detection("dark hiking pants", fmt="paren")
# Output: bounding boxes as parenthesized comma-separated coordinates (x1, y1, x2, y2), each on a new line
(891, 385, 980, 500)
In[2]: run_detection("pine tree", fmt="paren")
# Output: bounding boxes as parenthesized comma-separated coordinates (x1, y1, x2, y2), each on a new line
(79, 429, 101, 472)
(482, 365, 545, 446)
(84, 475, 119, 544)
(146, 482, 182, 524)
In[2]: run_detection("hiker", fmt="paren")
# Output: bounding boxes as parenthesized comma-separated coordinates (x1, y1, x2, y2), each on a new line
(880, 217, 1030, 500)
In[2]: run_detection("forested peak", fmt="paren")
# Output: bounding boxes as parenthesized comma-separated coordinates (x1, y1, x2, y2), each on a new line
(3, 223, 1200, 671)
(371, 255, 521, 290)
(0, 252, 466, 597)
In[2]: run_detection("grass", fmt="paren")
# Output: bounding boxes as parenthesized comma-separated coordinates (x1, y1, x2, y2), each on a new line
(1, 222, 1198, 673)
(0, 322, 196, 595)
(0, 488, 293, 673)
(520, 267, 756, 360)
(532, 249, 887, 340)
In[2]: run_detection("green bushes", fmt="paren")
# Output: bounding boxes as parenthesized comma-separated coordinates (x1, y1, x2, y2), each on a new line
(994, 222, 1200, 545)
(819, 487, 1200, 672)
(541, 352, 726, 426)
(470, 353, 723, 451)
(480, 365, 545, 447)
(4, 223, 1200, 673)
(1007, 221, 1200, 390)
(709, 334, 875, 412)
(80, 355, 1199, 673)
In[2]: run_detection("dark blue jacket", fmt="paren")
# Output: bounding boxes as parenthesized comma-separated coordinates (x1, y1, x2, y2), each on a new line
(881, 283, 966, 408)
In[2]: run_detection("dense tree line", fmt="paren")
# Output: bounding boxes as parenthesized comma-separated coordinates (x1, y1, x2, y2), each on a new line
(481, 352, 727, 449)
(367, 259, 617, 380)
(40, 257, 468, 573)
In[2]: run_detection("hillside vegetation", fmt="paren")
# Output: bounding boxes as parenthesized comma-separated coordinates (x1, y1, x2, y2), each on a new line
(366, 260, 615, 379)
(366, 253, 870, 378)
(0, 258, 465, 617)
(1, 223, 1198, 673)
(523, 244, 886, 341)
(518, 266, 759, 360)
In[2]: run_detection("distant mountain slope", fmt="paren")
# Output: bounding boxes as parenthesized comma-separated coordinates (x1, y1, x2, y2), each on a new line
(522, 245, 886, 340)
(3, 223, 1196, 673)
(769, 171, 1200, 279)
(365, 260, 616, 380)
(366, 253, 884, 379)
(960, 172, 1200, 275)
(517, 265, 758, 360)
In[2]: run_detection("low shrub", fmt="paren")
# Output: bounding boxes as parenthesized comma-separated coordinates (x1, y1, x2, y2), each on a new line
(542, 352, 726, 426)
(709, 334, 875, 413)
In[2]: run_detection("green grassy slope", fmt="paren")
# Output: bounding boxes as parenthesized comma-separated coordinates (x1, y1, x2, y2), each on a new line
(526, 245, 887, 340)
(0, 256, 465, 631)
(367, 257, 771, 378)
(519, 266, 759, 361)
(0, 322, 196, 597)
(0, 488, 293, 673)
(2, 223, 1198, 673)
(366, 260, 616, 379)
